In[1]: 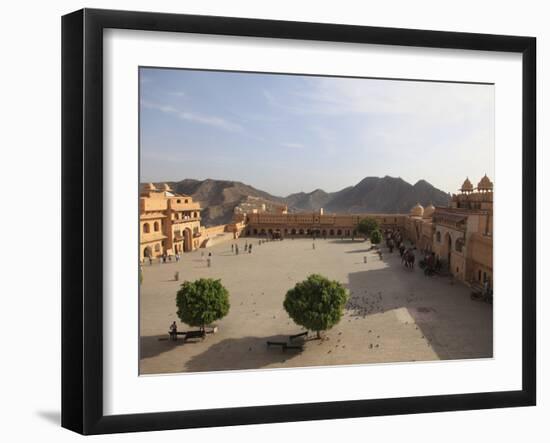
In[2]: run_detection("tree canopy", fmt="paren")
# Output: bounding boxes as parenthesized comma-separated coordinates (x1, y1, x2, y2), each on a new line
(176, 278, 230, 331)
(283, 274, 349, 339)
(357, 217, 380, 238)
(370, 229, 382, 244)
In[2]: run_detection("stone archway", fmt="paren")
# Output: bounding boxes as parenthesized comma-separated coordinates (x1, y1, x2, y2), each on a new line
(442, 232, 452, 269)
(144, 246, 152, 258)
(184, 228, 192, 252)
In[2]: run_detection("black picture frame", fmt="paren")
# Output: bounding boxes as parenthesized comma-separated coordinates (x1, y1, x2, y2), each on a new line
(61, 8, 536, 435)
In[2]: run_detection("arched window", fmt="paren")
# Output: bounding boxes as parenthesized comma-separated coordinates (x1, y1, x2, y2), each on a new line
(154, 221, 160, 232)
(337, 229, 342, 236)
(455, 238, 464, 253)
(143, 223, 150, 234)
(436, 231, 441, 242)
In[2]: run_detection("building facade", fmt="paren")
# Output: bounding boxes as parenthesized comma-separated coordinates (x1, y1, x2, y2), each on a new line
(402, 175, 493, 286)
(140, 183, 202, 260)
(240, 209, 407, 238)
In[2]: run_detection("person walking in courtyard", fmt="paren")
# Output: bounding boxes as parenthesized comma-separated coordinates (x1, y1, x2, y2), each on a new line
(148, 256, 152, 266)
(312, 242, 316, 250)
(248, 244, 252, 253)
(207, 252, 212, 267)
(169, 321, 177, 341)
(236, 245, 239, 255)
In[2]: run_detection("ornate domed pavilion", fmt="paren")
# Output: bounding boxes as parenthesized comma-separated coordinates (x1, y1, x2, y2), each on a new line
(477, 174, 494, 192)
(423, 203, 435, 219)
(460, 177, 474, 193)
(410, 203, 424, 217)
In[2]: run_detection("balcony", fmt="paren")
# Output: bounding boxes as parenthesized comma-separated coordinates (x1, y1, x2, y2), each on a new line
(171, 216, 201, 224)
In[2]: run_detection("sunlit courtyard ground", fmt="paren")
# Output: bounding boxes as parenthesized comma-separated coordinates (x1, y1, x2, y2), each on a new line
(140, 237, 493, 374)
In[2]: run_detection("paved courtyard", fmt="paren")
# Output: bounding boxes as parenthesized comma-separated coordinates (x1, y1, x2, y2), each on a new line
(140, 237, 493, 374)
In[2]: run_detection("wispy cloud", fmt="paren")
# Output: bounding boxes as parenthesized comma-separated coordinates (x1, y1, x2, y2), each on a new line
(141, 100, 243, 133)
(281, 142, 304, 149)
(264, 78, 493, 122)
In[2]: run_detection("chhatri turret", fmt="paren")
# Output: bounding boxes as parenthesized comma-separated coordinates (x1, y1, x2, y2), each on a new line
(477, 174, 494, 192)
(460, 177, 474, 193)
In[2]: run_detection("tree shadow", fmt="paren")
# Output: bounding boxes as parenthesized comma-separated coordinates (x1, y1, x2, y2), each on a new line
(345, 248, 373, 254)
(326, 239, 365, 244)
(140, 334, 188, 360)
(183, 335, 304, 372)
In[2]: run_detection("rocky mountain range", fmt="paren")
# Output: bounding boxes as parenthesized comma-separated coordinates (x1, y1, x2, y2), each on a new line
(150, 176, 450, 226)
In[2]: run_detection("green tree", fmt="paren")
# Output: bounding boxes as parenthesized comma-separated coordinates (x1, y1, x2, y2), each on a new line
(370, 229, 382, 245)
(176, 278, 230, 332)
(283, 274, 349, 339)
(357, 217, 380, 239)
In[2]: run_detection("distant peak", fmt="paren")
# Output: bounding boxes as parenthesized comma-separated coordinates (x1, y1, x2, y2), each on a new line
(413, 179, 432, 188)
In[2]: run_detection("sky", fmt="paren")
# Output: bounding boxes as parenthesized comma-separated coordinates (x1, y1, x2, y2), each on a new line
(140, 68, 494, 195)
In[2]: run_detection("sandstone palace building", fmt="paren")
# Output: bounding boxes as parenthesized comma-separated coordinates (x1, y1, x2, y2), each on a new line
(140, 183, 202, 260)
(140, 176, 493, 288)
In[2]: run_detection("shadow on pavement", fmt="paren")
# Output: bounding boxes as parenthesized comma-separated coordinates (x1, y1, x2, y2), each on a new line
(183, 335, 304, 372)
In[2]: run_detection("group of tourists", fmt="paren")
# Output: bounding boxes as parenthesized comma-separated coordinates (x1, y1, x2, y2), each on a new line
(384, 228, 403, 254)
(231, 242, 253, 255)
(383, 228, 417, 269)
(145, 252, 181, 265)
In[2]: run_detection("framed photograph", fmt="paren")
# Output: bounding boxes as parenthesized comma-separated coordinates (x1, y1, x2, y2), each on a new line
(61, 8, 536, 435)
